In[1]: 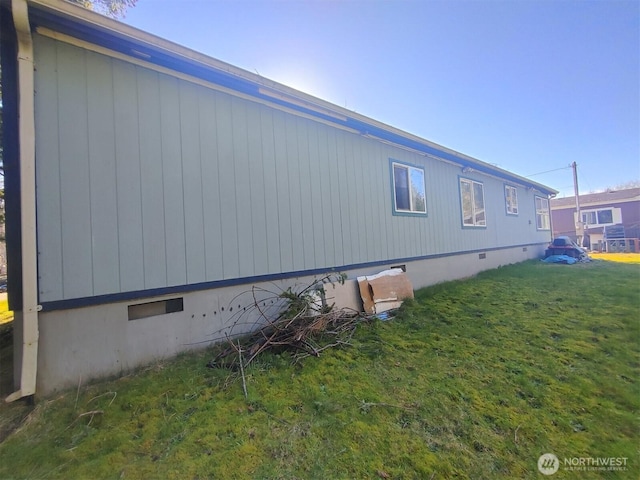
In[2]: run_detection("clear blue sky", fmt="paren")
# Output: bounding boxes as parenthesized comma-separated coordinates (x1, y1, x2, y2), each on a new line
(122, 0, 639, 197)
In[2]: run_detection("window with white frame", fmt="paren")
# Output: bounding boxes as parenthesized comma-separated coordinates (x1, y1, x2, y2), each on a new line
(392, 161, 427, 214)
(505, 185, 518, 215)
(581, 209, 614, 226)
(460, 178, 486, 227)
(582, 211, 597, 225)
(535, 196, 550, 230)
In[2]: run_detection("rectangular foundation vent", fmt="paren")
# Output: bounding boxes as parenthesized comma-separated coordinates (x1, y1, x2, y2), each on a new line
(478, 253, 487, 260)
(522, 247, 528, 252)
(128, 298, 184, 321)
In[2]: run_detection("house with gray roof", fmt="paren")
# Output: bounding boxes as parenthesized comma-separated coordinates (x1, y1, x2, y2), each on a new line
(550, 187, 640, 251)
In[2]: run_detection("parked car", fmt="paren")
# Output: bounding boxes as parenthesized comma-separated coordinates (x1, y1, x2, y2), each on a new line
(545, 236, 587, 259)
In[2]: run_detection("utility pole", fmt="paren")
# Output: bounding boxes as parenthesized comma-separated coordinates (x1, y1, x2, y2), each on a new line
(572, 161, 584, 246)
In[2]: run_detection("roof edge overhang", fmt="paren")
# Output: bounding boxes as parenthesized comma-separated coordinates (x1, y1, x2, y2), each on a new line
(23, 0, 557, 196)
(551, 194, 640, 210)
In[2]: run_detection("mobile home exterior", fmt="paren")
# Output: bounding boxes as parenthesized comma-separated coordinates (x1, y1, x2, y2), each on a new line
(1, 0, 556, 398)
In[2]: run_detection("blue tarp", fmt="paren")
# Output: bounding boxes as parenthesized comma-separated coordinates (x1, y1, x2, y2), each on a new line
(542, 255, 578, 264)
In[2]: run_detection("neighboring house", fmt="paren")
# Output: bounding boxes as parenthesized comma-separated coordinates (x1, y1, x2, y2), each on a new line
(1, 0, 556, 398)
(550, 188, 640, 251)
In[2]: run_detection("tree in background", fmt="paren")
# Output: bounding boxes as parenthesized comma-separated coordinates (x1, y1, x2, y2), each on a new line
(586, 180, 640, 194)
(70, 0, 138, 18)
(613, 180, 640, 190)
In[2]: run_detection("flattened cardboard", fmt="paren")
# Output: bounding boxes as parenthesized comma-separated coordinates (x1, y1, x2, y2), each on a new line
(322, 279, 362, 312)
(357, 268, 414, 314)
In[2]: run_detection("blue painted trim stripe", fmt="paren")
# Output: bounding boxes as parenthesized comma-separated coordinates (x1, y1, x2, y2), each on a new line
(39, 242, 548, 312)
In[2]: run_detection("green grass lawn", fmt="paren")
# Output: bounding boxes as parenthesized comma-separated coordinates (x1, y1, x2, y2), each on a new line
(0, 259, 638, 479)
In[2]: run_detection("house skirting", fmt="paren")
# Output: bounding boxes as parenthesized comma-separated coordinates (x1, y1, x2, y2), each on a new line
(26, 243, 545, 395)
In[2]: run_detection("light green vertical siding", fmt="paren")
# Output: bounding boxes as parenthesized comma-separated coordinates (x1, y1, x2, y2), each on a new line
(179, 81, 207, 284)
(158, 74, 188, 287)
(112, 59, 144, 292)
(86, 50, 120, 295)
(272, 110, 292, 272)
(326, 128, 344, 267)
(33, 34, 550, 304)
(56, 41, 92, 299)
(213, 92, 239, 279)
(137, 68, 167, 290)
(259, 106, 282, 273)
(246, 103, 269, 276)
(34, 35, 63, 302)
(199, 87, 224, 281)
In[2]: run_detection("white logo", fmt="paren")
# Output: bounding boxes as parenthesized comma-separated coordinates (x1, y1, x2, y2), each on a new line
(538, 453, 560, 475)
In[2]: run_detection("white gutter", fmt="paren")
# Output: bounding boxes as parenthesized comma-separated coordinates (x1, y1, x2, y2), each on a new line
(6, 0, 41, 402)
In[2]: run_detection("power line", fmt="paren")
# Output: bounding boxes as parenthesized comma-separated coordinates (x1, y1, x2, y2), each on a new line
(524, 165, 572, 178)
(577, 169, 594, 194)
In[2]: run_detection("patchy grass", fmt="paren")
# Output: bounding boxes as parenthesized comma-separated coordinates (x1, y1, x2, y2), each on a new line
(0, 260, 638, 479)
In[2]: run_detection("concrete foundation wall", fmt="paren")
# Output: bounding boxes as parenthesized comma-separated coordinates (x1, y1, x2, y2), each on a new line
(407, 244, 546, 288)
(33, 244, 544, 395)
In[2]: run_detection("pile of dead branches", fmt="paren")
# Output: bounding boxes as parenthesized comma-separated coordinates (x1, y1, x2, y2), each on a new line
(207, 273, 370, 370)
